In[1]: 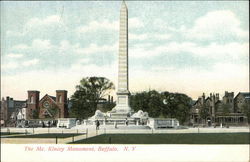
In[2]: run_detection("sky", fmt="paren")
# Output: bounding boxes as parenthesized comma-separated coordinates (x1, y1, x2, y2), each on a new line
(1, 1, 249, 100)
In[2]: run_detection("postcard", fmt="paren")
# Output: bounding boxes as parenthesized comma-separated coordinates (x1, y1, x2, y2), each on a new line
(1, 1, 249, 162)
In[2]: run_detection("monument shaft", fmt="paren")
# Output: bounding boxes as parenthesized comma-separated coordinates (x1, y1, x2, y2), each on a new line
(118, 1, 129, 93)
(111, 1, 131, 116)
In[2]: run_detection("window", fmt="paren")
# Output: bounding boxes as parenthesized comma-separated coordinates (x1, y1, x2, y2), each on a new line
(30, 96, 34, 104)
(59, 95, 62, 103)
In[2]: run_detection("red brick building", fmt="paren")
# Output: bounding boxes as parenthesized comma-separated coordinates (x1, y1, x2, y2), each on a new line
(27, 90, 68, 119)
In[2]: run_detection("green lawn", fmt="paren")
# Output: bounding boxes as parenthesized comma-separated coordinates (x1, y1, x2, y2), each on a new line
(2, 133, 84, 138)
(69, 133, 250, 144)
(1, 132, 25, 136)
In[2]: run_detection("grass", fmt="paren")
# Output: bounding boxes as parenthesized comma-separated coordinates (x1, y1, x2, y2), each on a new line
(69, 133, 250, 144)
(1, 132, 25, 136)
(2, 133, 84, 138)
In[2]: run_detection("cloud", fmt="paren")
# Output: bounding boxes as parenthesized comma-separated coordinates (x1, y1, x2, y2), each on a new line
(7, 15, 65, 38)
(10, 39, 55, 56)
(22, 59, 39, 66)
(31, 39, 53, 50)
(151, 66, 175, 71)
(188, 42, 249, 59)
(153, 18, 178, 32)
(130, 41, 248, 60)
(152, 34, 171, 40)
(152, 10, 248, 42)
(75, 43, 118, 55)
(186, 10, 249, 40)
(130, 42, 193, 58)
(25, 15, 62, 28)
(2, 62, 19, 70)
(129, 33, 171, 41)
(6, 30, 25, 37)
(2, 58, 40, 70)
(76, 19, 119, 33)
(70, 58, 90, 69)
(129, 33, 148, 40)
(76, 17, 144, 33)
(129, 18, 144, 28)
(7, 53, 24, 58)
(8, 39, 117, 68)
(13, 44, 29, 50)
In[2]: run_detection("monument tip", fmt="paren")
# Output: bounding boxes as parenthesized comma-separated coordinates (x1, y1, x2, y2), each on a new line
(121, 0, 127, 9)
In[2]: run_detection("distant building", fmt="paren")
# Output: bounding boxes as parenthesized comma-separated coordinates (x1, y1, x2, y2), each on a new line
(16, 106, 27, 120)
(190, 91, 249, 126)
(27, 90, 69, 119)
(0, 97, 26, 126)
(0, 99, 7, 126)
(97, 95, 114, 111)
(234, 92, 250, 113)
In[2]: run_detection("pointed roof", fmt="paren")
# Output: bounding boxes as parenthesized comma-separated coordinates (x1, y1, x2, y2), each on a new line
(39, 94, 56, 103)
(234, 92, 250, 100)
(48, 95, 56, 102)
(193, 98, 201, 105)
(205, 97, 211, 102)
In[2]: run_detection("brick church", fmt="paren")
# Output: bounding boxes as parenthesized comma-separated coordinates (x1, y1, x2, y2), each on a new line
(27, 90, 68, 119)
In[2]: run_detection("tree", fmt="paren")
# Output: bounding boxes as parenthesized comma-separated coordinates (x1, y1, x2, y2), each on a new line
(102, 102, 116, 112)
(147, 90, 162, 118)
(173, 94, 192, 124)
(162, 92, 192, 124)
(130, 91, 150, 112)
(130, 90, 192, 124)
(130, 90, 163, 118)
(69, 77, 115, 119)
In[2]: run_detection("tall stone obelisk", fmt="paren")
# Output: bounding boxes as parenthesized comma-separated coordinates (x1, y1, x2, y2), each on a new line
(111, 1, 132, 117)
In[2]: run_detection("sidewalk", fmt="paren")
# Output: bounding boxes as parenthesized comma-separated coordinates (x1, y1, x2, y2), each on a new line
(1, 126, 249, 144)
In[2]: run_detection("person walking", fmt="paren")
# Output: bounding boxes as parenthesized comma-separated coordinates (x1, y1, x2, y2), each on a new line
(96, 120, 100, 130)
(115, 121, 118, 129)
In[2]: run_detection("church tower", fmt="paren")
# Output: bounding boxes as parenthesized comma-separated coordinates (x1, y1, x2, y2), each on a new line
(27, 90, 40, 119)
(56, 90, 68, 118)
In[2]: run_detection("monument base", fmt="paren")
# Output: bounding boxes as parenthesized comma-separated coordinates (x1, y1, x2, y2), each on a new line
(110, 112, 130, 118)
(110, 91, 132, 117)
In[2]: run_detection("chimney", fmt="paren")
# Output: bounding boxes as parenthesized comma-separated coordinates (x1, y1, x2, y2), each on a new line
(215, 93, 219, 102)
(108, 95, 111, 103)
(202, 93, 205, 104)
